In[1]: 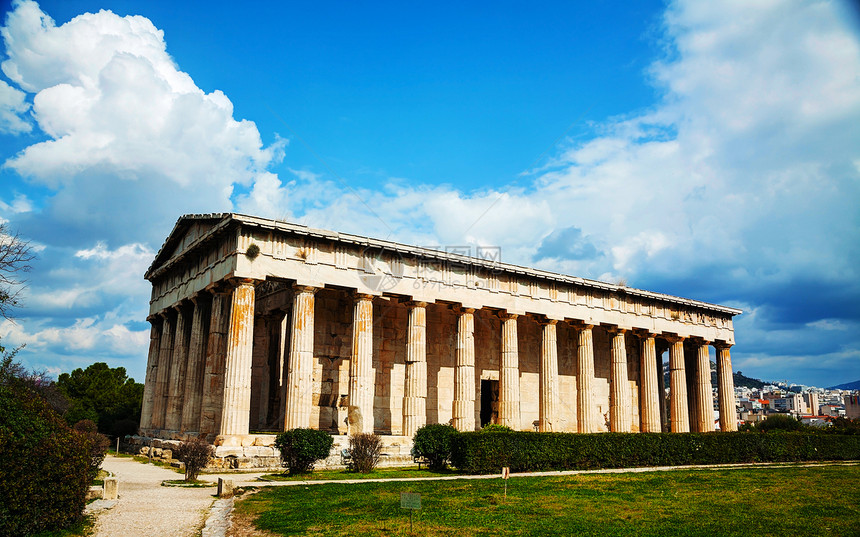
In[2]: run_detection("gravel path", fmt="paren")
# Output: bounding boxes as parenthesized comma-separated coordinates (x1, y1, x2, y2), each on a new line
(91, 455, 225, 537)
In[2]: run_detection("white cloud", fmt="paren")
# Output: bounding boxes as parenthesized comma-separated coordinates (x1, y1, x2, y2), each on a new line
(0, 0, 284, 245)
(0, 79, 31, 134)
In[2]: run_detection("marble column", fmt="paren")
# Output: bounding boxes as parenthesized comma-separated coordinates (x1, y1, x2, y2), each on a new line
(181, 294, 210, 433)
(576, 324, 596, 433)
(609, 328, 630, 432)
(152, 309, 176, 430)
(539, 320, 559, 432)
(695, 341, 715, 432)
(283, 286, 316, 430)
(349, 294, 374, 434)
(499, 313, 520, 430)
(668, 336, 690, 433)
(403, 301, 428, 437)
(715, 343, 737, 431)
(638, 333, 661, 433)
(277, 311, 290, 431)
(453, 307, 476, 432)
(165, 302, 191, 432)
(219, 280, 256, 437)
(139, 316, 163, 433)
(200, 288, 230, 437)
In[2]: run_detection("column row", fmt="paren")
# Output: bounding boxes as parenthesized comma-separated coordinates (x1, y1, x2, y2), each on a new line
(141, 283, 737, 438)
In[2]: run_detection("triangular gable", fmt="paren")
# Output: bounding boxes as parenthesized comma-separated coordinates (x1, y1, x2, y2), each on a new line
(145, 213, 231, 279)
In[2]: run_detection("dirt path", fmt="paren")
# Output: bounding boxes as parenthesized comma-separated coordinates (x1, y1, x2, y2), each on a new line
(91, 455, 221, 537)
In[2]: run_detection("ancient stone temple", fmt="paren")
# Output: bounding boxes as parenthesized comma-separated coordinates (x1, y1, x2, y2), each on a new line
(138, 213, 740, 460)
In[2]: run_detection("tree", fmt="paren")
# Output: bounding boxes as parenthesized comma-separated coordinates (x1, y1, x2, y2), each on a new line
(0, 356, 92, 536)
(175, 437, 214, 481)
(56, 362, 144, 438)
(0, 223, 35, 321)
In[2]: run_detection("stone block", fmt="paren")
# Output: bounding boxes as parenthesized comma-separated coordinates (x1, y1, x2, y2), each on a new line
(103, 477, 118, 500)
(217, 478, 234, 498)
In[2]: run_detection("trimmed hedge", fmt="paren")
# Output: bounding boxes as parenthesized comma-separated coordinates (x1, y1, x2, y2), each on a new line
(449, 431, 860, 474)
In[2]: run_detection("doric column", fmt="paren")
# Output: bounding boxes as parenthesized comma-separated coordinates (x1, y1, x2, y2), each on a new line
(576, 324, 596, 433)
(219, 280, 256, 436)
(348, 294, 374, 434)
(200, 288, 230, 437)
(668, 336, 690, 433)
(539, 319, 559, 432)
(638, 332, 661, 433)
(181, 294, 210, 433)
(139, 316, 163, 433)
(499, 313, 520, 430)
(165, 302, 191, 432)
(609, 328, 630, 432)
(453, 307, 476, 432)
(284, 286, 316, 430)
(277, 311, 290, 431)
(152, 309, 176, 430)
(715, 343, 737, 431)
(403, 301, 428, 437)
(695, 340, 715, 432)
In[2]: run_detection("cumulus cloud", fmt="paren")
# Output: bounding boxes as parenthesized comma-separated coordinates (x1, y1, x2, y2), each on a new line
(1, 0, 858, 386)
(0, 79, 31, 133)
(0, 0, 284, 246)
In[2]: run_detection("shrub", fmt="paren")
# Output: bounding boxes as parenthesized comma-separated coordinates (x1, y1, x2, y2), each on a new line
(73, 419, 110, 482)
(347, 433, 383, 473)
(175, 437, 215, 481)
(448, 431, 860, 474)
(480, 423, 513, 433)
(412, 423, 458, 471)
(826, 417, 860, 435)
(756, 414, 804, 432)
(0, 381, 91, 537)
(275, 428, 334, 475)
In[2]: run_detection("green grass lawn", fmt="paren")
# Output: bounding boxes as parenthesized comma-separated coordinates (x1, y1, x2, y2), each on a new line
(259, 466, 457, 481)
(235, 464, 860, 536)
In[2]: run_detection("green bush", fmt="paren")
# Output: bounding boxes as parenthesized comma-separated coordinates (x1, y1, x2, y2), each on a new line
(480, 423, 513, 433)
(449, 431, 860, 474)
(274, 428, 334, 475)
(0, 381, 92, 537)
(825, 417, 860, 435)
(347, 433, 383, 473)
(73, 419, 110, 482)
(412, 423, 458, 471)
(756, 414, 804, 432)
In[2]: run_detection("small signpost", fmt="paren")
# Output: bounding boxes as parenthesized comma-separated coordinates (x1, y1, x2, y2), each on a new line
(400, 492, 421, 534)
(502, 467, 510, 498)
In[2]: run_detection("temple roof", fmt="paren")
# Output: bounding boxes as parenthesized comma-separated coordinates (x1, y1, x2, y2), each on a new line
(146, 212, 742, 316)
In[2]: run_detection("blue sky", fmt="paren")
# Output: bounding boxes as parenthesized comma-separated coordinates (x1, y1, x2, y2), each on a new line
(1, 0, 858, 388)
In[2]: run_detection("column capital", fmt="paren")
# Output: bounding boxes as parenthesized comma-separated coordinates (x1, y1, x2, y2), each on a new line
(713, 341, 733, 350)
(605, 324, 626, 334)
(189, 291, 211, 306)
(292, 284, 319, 295)
(227, 277, 260, 288)
(569, 320, 594, 331)
(663, 333, 685, 344)
(453, 305, 476, 315)
(353, 292, 375, 303)
(406, 300, 428, 309)
(538, 318, 558, 326)
(635, 329, 657, 339)
(499, 311, 518, 321)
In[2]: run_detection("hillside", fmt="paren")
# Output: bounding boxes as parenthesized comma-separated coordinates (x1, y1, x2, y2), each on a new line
(662, 363, 766, 390)
(828, 379, 860, 391)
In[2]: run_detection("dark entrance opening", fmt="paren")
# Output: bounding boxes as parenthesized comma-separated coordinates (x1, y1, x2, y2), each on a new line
(480, 379, 499, 427)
